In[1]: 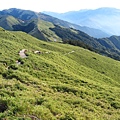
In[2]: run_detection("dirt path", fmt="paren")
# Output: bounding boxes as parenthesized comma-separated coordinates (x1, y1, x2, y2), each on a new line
(64, 50, 75, 55)
(19, 49, 27, 58)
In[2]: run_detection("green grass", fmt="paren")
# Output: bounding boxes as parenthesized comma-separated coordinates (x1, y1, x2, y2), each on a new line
(0, 15, 20, 30)
(0, 28, 120, 120)
(37, 19, 62, 41)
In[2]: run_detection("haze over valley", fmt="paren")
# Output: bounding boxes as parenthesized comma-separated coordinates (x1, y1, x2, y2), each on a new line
(44, 7, 120, 36)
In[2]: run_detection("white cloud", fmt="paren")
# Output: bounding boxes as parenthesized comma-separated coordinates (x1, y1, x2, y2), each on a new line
(0, 0, 120, 13)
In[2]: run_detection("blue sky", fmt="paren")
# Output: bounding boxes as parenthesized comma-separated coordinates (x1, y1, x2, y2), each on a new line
(0, 0, 120, 13)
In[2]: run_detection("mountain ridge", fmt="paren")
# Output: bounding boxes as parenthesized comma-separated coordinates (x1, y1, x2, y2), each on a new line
(0, 8, 110, 38)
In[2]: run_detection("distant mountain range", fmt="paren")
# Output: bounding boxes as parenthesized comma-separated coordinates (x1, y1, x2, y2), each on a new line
(0, 8, 110, 38)
(44, 7, 120, 36)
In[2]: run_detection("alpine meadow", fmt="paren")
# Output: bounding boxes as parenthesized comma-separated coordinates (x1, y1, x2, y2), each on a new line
(0, 7, 120, 120)
(0, 27, 120, 120)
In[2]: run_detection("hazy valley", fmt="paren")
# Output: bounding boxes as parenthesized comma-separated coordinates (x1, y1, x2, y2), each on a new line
(44, 7, 120, 36)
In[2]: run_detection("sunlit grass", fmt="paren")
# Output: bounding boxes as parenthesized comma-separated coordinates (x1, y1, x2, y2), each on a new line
(0, 28, 120, 120)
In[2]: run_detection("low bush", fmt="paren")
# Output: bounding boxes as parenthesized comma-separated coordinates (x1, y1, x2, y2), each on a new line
(0, 99, 8, 112)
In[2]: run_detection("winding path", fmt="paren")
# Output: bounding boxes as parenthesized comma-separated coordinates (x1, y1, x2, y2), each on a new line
(64, 50, 75, 55)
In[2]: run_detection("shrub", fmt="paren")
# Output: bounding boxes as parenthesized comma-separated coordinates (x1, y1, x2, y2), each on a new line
(0, 100, 8, 112)
(111, 101, 120, 109)
(60, 113, 76, 120)
(9, 64, 18, 70)
(36, 98, 46, 105)
(52, 85, 78, 95)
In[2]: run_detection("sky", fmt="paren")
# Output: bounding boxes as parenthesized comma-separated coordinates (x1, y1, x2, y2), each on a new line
(0, 0, 120, 13)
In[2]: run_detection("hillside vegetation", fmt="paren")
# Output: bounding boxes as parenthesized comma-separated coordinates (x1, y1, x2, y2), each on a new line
(0, 28, 120, 120)
(50, 25, 120, 61)
(0, 15, 21, 30)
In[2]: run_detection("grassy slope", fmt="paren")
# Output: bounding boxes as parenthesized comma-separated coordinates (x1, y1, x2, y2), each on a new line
(0, 15, 20, 30)
(37, 19, 62, 41)
(28, 19, 62, 41)
(0, 28, 120, 120)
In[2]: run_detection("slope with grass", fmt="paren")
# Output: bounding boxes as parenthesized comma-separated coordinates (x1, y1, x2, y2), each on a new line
(50, 25, 120, 61)
(0, 27, 120, 120)
(0, 15, 21, 30)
